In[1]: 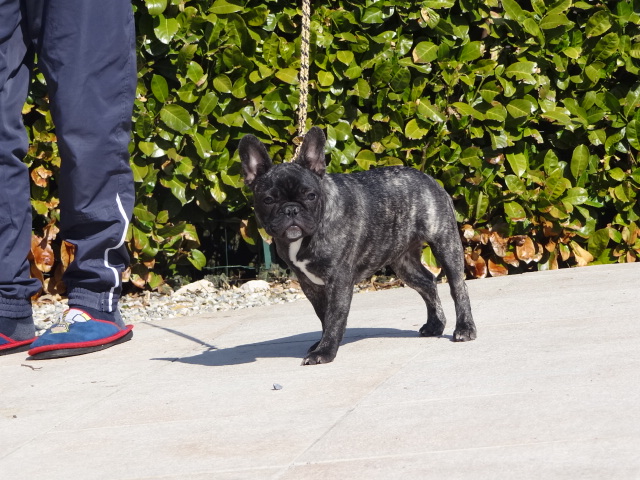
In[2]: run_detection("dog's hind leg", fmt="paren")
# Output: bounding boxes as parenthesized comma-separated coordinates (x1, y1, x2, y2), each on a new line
(429, 226, 477, 342)
(391, 246, 447, 337)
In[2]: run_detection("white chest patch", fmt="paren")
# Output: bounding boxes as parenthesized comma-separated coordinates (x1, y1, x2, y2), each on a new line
(288, 239, 325, 286)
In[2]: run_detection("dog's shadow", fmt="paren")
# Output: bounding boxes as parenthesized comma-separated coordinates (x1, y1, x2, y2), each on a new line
(149, 323, 450, 367)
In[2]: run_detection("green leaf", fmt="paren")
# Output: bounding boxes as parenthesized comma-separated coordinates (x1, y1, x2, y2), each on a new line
(588, 228, 610, 258)
(563, 47, 582, 59)
(474, 191, 489, 220)
(507, 99, 534, 118)
(353, 78, 371, 98)
(151, 75, 169, 103)
(154, 15, 179, 44)
(504, 201, 526, 221)
(405, 119, 429, 140)
(389, 67, 411, 92)
(506, 152, 528, 177)
(479, 81, 500, 102)
(564, 187, 588, 205)
(459, 42, 482, 62)
(241, 108, 270, 135)
(211, 179, 227, 203)
(490, 131, 508, 150)
(628, 118, 640, 150)
(453, 102, 485, 120)
(336, 50, 355, 65)
(145, 0, 167, 16)
(501, 0, 527, 21)
(539, 13, 572, 30)
(542, 109, 572, 125)
(624, 84, 640, 119)
(585, 10, 612, 38)
(423, 0, 455, 8)
(593, 33, 619, 61)
(570, 145, 589, 180)
(505, 175, 526, 194)
(361, 7, 384, 24)
(188, 249, 207, 270)
(412, 41, 438, 64)
(505, 61, 537, 84)
(160, 176, 188, 204)
(355, 149, 376, 170)
(213, 75, 232, 93)
(545, 172, 569, 199)
(318, 70, 335, 87)
(486, 105, 507, 122)
(131, 159, 149, 182)
(210, 0, 243, 14)
(417, 100, 446, 122)
(192, 132, 211, 159)
(138, 141, 165, 158)
(421, 245, 440, 272)
(160, 105, 193, 133)
(231, 77, 247, 98)
(196, 92, 218, 116)
(275, 68, 299, 84)
(187, 62, 205, 85)
(547, 0, 571, 15)
(608, 168, 626, 181)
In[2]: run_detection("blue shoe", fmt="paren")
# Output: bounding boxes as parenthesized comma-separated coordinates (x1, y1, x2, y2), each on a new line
(0, 333, 36, 356)
(28, 308, 133, 359)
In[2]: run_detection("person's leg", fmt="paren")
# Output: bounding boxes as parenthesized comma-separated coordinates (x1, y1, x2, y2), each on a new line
(0, 0, 41, 355)
(28, 0, 137, 359)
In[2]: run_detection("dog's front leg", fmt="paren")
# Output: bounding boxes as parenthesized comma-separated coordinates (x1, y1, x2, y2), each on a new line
(302, 279, 353, 365)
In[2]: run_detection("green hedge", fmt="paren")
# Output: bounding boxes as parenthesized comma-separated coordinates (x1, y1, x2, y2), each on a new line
(25, 0, 640, 290)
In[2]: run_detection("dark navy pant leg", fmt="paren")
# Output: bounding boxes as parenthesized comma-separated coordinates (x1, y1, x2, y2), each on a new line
(0, 0, 42, 318)
(37, 0, 137, 313)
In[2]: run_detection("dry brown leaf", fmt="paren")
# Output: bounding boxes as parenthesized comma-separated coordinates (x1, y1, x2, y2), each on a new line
(42, 219, 60, 242)
(465, 251, 487, 279)
(30, 235, 54, 273)
(489, 231, 508, 257)
(545, 238, 557, 253)
(462, 224, 475, 241)
(29, 166, 53, 188)
(546, 250, 559, 270)
(487, 154, 504, 165)
(503, 251, 520, 267)
(571, 242, 594, 267)
(488, 258, 509, 276)
(515, 236, 536, 264)
(60, 240, 76, 269)
(533, 242, 544, 262)
(46, 263, 66, 295)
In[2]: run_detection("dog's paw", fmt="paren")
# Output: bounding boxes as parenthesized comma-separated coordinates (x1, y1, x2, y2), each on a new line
(302, 348, 336, 365)
(419, 321, 445, 337)
(453, 325, 477, 342)
(306, 340, 320, 353)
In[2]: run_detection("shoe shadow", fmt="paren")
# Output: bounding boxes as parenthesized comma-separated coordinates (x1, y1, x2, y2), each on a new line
(148, 324, 442, 367)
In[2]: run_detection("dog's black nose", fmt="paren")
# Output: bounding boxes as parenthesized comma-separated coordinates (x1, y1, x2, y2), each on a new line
(283, 204, 299, 217)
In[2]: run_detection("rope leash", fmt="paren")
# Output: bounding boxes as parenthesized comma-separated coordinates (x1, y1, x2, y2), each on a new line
(293, 0, 312, 159)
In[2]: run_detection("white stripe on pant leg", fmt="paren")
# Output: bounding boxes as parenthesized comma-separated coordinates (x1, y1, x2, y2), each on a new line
(104, 194, 130, 313)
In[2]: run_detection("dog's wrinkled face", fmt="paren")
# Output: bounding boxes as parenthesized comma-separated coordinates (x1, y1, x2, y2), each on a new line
(238, 127, 327, 242)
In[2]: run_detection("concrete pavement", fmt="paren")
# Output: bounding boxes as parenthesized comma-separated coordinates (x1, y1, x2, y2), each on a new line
(1, 263, 639, 479)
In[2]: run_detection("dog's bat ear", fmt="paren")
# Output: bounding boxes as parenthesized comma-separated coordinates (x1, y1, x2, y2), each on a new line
(238, 135, 273, 188)
(295, 127, 327, 177)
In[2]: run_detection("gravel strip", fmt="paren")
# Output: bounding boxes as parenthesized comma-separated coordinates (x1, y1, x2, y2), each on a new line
(32, 279, 306, 335)
(32, 278, 401, 335)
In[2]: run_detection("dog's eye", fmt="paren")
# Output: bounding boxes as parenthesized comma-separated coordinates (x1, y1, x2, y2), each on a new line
(263, 196, 275, 205)
(306, 193, 317, 201)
